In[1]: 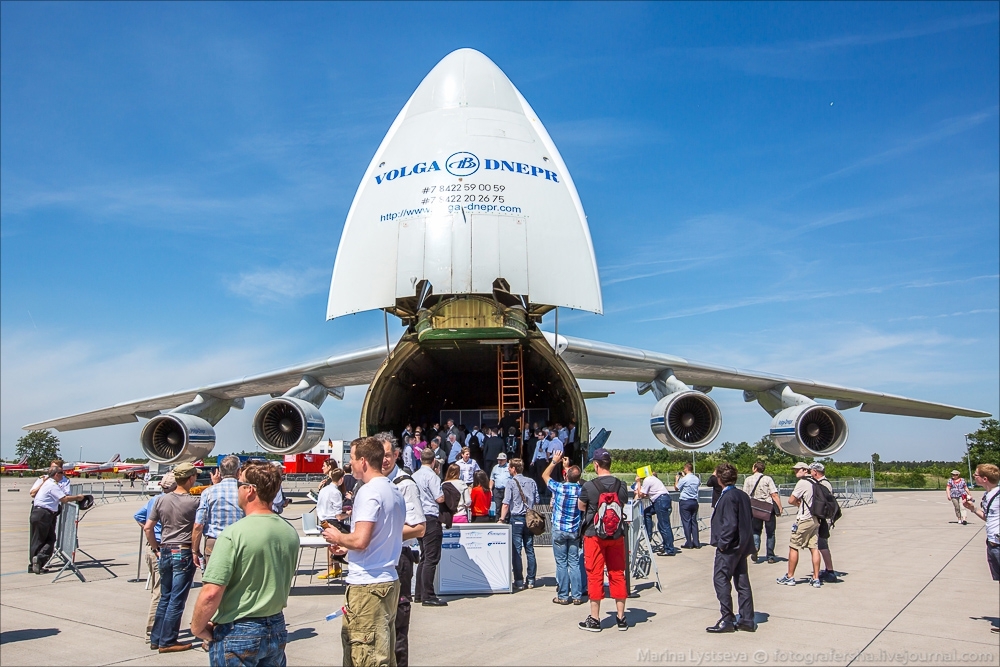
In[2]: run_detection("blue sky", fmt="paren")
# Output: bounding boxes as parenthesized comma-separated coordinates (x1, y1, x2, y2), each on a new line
(2, 2, 997, 464)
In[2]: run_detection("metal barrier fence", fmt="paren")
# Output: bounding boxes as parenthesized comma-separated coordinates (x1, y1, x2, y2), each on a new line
(72, 481, 133, 505)
(777, 478, 874, 509)
(530, 495, 706, 548)
(529, 477, 874, 549)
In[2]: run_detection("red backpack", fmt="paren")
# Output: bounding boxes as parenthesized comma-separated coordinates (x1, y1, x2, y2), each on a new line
(590, 477, 626, 540)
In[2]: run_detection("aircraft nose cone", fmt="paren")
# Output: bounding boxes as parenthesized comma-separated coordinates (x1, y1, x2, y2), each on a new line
(407, 48, 522, 116)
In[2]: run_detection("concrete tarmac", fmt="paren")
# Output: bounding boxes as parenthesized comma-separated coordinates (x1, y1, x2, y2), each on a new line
(1, 478, 997, 666)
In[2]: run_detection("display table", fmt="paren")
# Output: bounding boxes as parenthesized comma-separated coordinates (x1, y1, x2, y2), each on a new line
(434, 522, 512, 595)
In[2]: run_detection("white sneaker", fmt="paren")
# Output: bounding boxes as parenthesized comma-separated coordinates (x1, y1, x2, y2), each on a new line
(776, 575, 796, 586)
(810, 578, 822, 588)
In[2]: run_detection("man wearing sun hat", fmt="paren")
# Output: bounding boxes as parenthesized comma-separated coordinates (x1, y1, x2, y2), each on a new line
(490, 452, 510, 518)
(809, 463, 839, 583)
(145, 461, 201, 653)
(776, 462, 823, 588)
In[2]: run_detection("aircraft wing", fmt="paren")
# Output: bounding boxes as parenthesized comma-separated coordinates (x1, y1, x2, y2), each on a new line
(551, 333, 991, 420)
(23, 345, 389, 432)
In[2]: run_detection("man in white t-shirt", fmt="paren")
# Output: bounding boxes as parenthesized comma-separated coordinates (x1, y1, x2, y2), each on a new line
(375, 433, 427, 666)
(777, 462, 822, 587)
(963, 464, 999, 585)
(322, 436, 406, 666)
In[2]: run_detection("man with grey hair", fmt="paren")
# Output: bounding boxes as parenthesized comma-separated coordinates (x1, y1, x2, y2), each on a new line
(193, 455, 244, 569)
(809, 462, 840, 583)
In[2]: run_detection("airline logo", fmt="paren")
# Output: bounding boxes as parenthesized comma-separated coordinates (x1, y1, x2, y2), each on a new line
(446, 152, 479, 176)
(374, 151, 560, 185)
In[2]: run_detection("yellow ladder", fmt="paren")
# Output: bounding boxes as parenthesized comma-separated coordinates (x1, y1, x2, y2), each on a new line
(497, 346, 524, 422)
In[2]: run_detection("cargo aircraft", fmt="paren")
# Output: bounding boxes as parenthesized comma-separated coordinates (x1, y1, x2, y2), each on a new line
(23, 50, 991, 464)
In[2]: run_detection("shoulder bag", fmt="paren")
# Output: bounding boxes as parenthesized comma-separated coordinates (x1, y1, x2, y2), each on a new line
(748, 474, 775, 521)
(512, 477, 546, 536)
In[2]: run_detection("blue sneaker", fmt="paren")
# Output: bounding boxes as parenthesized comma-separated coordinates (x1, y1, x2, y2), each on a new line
(776, 575, 796, 586)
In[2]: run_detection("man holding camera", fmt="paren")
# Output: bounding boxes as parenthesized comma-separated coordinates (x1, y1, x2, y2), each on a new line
(323, 437, 407, 666)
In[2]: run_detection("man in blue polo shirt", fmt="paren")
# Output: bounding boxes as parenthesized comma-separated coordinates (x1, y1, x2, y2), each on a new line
(543, 450, 584, 605)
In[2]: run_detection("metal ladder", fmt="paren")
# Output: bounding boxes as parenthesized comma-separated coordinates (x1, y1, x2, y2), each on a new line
(497, 345, 524, 421)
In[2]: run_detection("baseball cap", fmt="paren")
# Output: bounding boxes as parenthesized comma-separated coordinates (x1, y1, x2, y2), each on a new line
(172, 462, 196, 479)
(792, 462, 810, 470)
(497, 453, 508, 460)
(592, 448, 612, 466)
(159, 472, 177, 489)
(809, 462, 825, 472)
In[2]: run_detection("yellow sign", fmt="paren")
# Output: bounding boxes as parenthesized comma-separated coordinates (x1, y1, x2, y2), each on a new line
(636, 465, 652, 479)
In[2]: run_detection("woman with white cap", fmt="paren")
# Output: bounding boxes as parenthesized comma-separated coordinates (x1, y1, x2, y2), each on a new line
(946, 470, 969, 525)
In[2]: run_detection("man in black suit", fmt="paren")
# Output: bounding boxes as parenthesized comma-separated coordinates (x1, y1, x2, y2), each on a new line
(481, 428, 505, 475)
(707, 462, 756, 633)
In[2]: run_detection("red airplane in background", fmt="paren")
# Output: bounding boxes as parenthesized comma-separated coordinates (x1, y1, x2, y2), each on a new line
(92, 455, 150, 475)
(1, 456, 31, 474)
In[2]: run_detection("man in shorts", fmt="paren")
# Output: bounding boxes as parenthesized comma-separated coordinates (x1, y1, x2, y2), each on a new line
(776, 462, 823, 588)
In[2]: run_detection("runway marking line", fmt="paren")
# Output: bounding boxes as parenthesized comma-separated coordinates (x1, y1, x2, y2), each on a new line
(845, 524, 985, 667)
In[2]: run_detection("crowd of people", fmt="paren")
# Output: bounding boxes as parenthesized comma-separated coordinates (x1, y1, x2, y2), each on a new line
(26, 422, 999, 666)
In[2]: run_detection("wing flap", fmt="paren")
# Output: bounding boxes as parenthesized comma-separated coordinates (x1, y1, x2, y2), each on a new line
(23, 345, 388, 433)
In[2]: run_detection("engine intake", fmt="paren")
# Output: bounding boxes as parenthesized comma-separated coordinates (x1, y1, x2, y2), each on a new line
(252, 397, 325, 454)
(770, 404, 849, 457)
(141, 413, 216, 464)
(650, 390, 722, 450)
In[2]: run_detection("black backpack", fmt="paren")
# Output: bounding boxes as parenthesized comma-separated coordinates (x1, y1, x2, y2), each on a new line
(807, 478, 842, 525)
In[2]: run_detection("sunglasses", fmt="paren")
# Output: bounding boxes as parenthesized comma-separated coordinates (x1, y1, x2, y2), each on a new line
(237, 481, 257, 489)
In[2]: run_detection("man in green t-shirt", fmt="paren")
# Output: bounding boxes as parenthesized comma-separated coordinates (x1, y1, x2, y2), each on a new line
(190, 461, 299, 666)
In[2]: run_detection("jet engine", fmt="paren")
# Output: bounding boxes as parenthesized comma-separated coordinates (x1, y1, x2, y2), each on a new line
(252, 397, 325, 455)
(769, 404, 849, 457)
(141, 413, 216, 464)
(641, 370, 722, 450)
(650, 390, 722, 450)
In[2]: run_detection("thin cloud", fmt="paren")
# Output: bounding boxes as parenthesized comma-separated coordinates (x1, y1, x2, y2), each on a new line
(636, 274, 1000, 323)
(893, 309, 999, 321)
(680, 12, 999, 78)
(813, 108, 998, 185)
(226, 267, 330, 303)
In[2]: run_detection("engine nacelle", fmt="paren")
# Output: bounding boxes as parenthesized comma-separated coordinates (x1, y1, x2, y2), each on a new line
(770, 404, 849, 457)
(650, 390, 722, 450)
(252, 397, 325, 455)
(141, 413, 216, 464)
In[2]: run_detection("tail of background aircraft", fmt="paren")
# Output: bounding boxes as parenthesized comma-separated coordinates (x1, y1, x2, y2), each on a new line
(17, 455, 28, 466)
